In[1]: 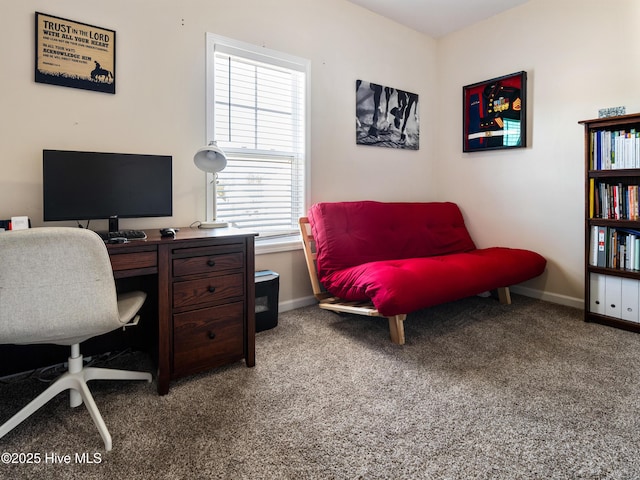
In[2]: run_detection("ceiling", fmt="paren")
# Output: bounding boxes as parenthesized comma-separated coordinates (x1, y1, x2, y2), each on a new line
(345, 0, 531, 38)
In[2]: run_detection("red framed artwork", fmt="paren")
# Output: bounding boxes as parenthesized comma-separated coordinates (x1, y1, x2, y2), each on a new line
(463, 71, 526, 152)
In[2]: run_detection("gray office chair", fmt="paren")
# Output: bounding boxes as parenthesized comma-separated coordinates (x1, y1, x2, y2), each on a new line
(0, 227, 152, 451)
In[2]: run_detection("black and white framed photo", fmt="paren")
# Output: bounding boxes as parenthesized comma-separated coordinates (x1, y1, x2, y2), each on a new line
(356, 80, 419, 150)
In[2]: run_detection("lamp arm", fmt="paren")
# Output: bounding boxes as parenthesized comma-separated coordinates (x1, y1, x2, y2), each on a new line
(211, 173, 218, 222)
(205, 172, 218, 223)
(200, 172, 227, 228)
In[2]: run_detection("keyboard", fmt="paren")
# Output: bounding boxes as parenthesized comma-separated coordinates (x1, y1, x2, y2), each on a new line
(98, 229, 147, 241)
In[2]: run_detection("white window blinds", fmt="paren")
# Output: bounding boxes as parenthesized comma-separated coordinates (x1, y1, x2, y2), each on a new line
(206, 34, 309, 237)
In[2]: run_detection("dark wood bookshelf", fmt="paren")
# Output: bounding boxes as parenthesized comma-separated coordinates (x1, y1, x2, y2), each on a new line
(581, 113, 640, 332)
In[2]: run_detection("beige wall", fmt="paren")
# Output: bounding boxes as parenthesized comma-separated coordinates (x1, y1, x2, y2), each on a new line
(0, 0, 437, 309)
(3, 0, 638, 310)
(436, 0, 640, 306)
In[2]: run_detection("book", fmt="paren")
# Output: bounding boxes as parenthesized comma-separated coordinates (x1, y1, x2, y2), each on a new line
(589, 225, 599, 266)
(597, 225, 607, 268)
(589, 178, 595, 218)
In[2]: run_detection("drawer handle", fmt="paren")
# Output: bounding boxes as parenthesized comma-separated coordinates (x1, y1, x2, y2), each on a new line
(207, 259, 216, 267)
(208, 286, 216, 293)
(208, 331, 216, 340)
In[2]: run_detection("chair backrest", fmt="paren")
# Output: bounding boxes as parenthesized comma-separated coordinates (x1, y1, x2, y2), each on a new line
(0, 227, 121, 346)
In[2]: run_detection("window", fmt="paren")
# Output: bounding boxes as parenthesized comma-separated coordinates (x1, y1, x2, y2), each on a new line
(205, 34, 310, 248)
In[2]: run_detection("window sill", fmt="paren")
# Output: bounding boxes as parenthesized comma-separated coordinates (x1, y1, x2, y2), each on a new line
(255, 235, 302, 255)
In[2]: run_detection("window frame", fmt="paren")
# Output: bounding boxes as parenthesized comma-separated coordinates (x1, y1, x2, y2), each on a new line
(205, 33, 310, 253)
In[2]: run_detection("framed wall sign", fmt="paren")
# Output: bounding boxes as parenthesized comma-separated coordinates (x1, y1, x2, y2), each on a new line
(462, 71, 526, 152)
(35, 12, 116, 94)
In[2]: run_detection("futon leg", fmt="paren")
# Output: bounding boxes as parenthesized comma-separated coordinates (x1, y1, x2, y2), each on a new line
(388, 314, 407, 345)
(497, 287, 512, 305)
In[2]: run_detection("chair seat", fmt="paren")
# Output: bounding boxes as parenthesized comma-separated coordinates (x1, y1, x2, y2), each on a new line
(0, 227, 152, 451)
(117, 291, 147, 325)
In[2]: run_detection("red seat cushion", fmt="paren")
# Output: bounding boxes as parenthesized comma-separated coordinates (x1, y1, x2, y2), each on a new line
(321, 248, 547, 316)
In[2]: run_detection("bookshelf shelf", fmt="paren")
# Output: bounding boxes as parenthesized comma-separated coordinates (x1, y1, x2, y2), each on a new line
(588, 265, 640, 279)
(589, 169, 640, 178)
(588, 219, 640, 228)
(581, 113, 640, 332)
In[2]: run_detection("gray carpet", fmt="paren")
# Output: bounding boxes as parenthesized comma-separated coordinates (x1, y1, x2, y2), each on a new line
(1, 295, 640, 479)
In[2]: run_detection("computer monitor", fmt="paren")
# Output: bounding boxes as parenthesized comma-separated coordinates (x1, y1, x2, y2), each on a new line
(43, 149, 172, 232)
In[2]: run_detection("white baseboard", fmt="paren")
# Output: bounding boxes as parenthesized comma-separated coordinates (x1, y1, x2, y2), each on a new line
(279, 288, 585, 314)
(510, 285, 584, 310)
(279, 295, 317, 313)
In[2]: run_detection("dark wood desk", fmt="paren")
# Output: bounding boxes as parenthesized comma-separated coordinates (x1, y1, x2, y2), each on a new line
(107, 227, 256, 395)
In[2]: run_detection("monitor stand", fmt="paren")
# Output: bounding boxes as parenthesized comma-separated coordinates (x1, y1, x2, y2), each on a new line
(109, 216, 119, 233)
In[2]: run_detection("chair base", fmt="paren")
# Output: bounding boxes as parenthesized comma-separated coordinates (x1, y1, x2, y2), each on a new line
(0, 347, 152, 451)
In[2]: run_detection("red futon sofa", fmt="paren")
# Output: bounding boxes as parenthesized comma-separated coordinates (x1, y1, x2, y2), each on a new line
(300, 201, 546, 344)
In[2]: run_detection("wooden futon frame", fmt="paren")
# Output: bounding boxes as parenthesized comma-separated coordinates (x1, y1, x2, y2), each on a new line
(299, 217, 513, 345)
(299, 217, 409, 344)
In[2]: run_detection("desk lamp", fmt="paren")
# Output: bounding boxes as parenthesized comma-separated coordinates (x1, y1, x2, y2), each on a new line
(194, 141, 228, 228)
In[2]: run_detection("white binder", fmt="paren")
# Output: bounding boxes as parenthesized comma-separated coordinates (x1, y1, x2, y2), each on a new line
(589, 273, 606, 315)
(605, 276, 622, 318)
(621, 278, 640, 323)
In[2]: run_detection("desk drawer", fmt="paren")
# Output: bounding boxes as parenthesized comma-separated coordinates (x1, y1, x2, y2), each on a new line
(173, 303, 244, 375)
(110, 251, 157, 272)
(173, 273, 243, 309)
(173, 252, 243, 277)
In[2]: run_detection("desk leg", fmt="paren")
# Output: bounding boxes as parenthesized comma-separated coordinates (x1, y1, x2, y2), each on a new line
(157, 375, 170, 396)
(245, 237, 256, 368)
(157, 244, 171, 395)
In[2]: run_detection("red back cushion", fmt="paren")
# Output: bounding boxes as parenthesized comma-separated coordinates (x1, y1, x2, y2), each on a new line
(308, 201, 477, 275)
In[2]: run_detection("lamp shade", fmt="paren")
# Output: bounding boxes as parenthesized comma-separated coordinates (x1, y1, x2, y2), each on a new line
(193, 141, 227, 173)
